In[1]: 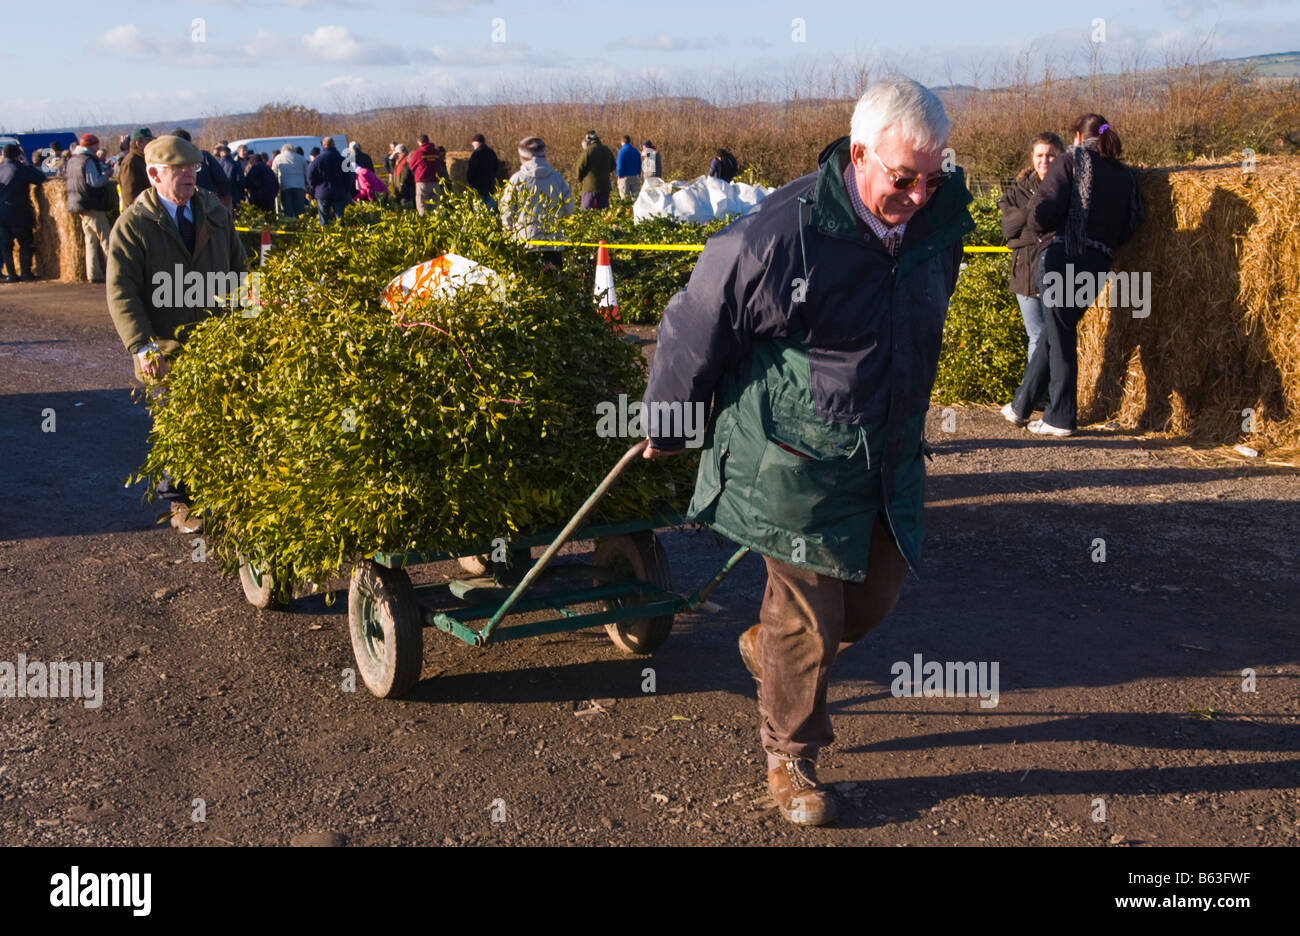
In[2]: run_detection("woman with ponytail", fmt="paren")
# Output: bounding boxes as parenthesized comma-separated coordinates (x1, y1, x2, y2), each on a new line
(1001, 113, 1144, 436)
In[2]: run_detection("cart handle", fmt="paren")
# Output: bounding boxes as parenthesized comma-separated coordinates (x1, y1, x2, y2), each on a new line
(480, 440, 648, 641)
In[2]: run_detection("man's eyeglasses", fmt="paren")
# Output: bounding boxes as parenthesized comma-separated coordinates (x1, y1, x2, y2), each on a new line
(869, 149, 948, 192)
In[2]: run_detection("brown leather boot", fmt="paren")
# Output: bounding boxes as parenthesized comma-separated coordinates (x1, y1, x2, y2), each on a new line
(738, 624, 762, 686)
(169, 502, 204, 535)
(767, 758, 838, 826)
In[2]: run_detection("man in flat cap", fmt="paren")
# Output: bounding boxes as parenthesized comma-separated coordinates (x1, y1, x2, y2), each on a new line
(117, 127, 154, 210)
(106, 133, 247, 533)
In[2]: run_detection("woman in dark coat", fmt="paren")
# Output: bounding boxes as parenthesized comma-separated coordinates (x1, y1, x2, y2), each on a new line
(1003, 114, 1144, 436)
(999, 132, 1063, 366)
(391, 144, 415, 210)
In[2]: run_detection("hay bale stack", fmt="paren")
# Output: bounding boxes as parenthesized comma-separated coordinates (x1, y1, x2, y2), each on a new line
(1078, 155, 1300, 449)
(31, 179, 87, 282)
(444, 150, 471, 191)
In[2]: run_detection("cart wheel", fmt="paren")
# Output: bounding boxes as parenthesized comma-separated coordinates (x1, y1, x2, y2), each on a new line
(239, 558, 285, 610)
(593, 532, 675, 654)
(348, 560, 424, 699)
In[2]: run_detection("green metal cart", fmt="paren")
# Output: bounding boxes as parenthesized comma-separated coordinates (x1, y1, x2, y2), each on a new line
(240, 441, 750, 699)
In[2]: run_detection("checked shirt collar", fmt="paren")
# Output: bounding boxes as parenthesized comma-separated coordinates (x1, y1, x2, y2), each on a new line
(844, 161, 906, 257)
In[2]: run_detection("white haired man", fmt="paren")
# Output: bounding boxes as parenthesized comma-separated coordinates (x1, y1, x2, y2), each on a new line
(500, 137, 574, 270)
(643, 78, 974, 825)
(272, 143, 310, 218)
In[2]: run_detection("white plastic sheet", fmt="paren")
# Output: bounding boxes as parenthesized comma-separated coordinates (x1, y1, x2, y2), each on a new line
(633, 175, 773, 224)
(380, 253, 505, 313)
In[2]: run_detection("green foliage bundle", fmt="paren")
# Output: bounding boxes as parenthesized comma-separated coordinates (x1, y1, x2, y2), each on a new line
(932, 192, 1027, 404)
(136, 190, 696, 590)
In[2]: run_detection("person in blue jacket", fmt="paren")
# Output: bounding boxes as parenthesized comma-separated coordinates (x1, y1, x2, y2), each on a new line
(615, 135, 642, 200)
(308, 137, 353, 225)
(0, 144, 48, 282)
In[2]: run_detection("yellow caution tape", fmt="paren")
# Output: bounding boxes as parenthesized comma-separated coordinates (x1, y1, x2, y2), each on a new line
(525, 240, 704, 251)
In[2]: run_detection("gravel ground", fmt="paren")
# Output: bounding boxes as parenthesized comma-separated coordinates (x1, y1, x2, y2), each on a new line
(1, 281, 1296, 846)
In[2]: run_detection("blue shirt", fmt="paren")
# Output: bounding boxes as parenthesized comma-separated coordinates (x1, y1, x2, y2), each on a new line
(155, 191, 194, 233)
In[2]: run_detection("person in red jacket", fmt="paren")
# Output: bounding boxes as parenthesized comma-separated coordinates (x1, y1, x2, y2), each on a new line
(409, 134, 449, 216)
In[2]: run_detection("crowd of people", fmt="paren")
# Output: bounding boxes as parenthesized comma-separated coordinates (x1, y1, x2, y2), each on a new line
(1, 126, 712, 281)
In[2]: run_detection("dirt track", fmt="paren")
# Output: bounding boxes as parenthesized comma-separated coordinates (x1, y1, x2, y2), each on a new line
(1, 280, 1297, 846)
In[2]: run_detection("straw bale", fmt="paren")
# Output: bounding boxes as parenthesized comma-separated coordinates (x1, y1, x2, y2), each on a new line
(444, 150, 471, 191)
(30, 179, 91, 283)
(1078, 155, 1300, 450)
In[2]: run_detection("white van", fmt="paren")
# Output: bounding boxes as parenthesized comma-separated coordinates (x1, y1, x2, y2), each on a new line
(226, 134, 351, 164)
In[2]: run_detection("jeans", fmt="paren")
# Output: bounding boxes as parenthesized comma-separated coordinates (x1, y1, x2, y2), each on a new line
(0, 222, 35, 279)
(580, 191, 609, 210)
(281, 188, 307, 218)
(317, 198, 348, 225)
(757, 515, 909, 761)
(1015, 293, 1045, 364)
(1010, 242, 1111, 430)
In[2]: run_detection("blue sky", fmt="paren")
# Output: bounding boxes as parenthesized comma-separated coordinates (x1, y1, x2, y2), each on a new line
(4, 0, 1298, 129)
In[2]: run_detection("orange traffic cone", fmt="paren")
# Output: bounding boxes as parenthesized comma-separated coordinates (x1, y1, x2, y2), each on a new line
(593, 240, 624, 334)
(259, 227, 272, 264)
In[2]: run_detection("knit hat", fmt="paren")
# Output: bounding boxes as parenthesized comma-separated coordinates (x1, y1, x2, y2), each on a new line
(80, 133, 100, 148)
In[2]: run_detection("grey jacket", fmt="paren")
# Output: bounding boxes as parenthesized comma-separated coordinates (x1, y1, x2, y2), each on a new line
(499, 157, 574, 245)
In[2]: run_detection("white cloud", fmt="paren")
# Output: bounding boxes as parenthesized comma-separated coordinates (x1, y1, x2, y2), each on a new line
(92, 25, 167, 58)
(429, 42, 565, 69)
(395, 0, 490, 11)
(242, 30, 283, 59)
(607, 34, 726, 52)
(302, 26, 410, 65)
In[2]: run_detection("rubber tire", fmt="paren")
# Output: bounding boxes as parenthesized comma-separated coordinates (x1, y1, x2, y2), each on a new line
(239, 558, 285, 610)
(593, 532, 675, 654)
(348, 560, 424, 699)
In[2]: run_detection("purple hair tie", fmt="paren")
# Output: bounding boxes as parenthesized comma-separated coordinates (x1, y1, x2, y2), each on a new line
(1099, 123, 1110, 134)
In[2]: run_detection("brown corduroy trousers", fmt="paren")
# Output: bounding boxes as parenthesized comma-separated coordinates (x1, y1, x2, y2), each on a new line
(757, 514, 910, 761)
